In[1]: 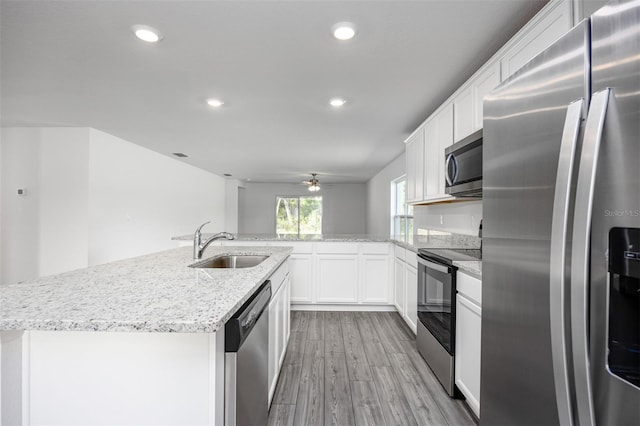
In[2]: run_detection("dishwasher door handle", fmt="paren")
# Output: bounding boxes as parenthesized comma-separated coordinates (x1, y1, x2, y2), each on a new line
(225, 280, 271, 352)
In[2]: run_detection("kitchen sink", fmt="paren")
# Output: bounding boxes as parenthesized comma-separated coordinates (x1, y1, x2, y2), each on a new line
(189, 254, 269, 269)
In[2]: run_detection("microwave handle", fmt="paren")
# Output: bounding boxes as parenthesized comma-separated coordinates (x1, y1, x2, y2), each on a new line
(445, 153, 458, 186)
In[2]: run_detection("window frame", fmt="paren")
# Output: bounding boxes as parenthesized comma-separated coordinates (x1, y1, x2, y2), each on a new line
(274, 195, 323, 236)
(391, 176, 413, 239)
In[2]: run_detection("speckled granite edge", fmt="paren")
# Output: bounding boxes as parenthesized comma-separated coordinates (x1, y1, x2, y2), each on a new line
(172, 233, 392, 243)
(0, 246, 292, 333)
(453, 261, 482, 279)
(172, 231, 481, 253)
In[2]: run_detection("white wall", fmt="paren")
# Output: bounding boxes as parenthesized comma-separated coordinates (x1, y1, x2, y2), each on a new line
(224, 179, 243, 234)
(413, 200, 483, 236)
(1, 128, 90, 284)
(365, 153, 405, 236)
(239, 182, 367, 235)
(39, 130, 90, 277)
(1, 127, 226, 285)
(87, 129, 225, 265)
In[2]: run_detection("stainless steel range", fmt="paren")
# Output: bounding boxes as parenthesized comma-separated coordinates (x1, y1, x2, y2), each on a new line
(416, 248, 481, 396)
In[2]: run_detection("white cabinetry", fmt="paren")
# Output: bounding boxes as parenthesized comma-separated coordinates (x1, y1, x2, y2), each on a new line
(404, 261, 418, 333)
(393, 246, 418, 334)
(268, 261, 291, 405)
(270, 242, 313, 303)
(360, 243, 392, 304)
(317, 255, 359, 303)
(423, 117, 439, 198)
(423, 103, 454, 201)
(394, 257, 406, 314)
(404, 0, 573, 205)
(405, 128, 425, 203)
(316, 243, 359, 303)
(288, 255, 312, 302)
(270, 241, 393, 309)
(453, 62, 501, 142)
(453, 85, 474, 142)
(500, 0, 573, 79)
(455, 271, 482, 417)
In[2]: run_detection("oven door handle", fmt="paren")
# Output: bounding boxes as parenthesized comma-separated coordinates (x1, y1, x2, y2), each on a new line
(418, 256, 451, 273)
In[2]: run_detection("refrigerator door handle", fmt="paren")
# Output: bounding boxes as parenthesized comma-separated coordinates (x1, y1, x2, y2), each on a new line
(550, 98, 585, 426)
(571, 88, 611, 426)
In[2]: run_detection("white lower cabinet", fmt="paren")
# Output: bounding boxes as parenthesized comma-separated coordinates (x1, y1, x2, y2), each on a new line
(317, 255, 359, 303)
(276, 242, 393, 308)
(393, 248, 418, 334)
(455, 272, 482, 417)
(404, 263, 418, 333)
(268, 263, 291, 405)
(394, 257, 406, 314)
(360, 255, 391, 304)
(288, 255, 313, 303)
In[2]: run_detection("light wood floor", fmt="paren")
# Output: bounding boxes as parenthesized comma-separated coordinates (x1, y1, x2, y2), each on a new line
(268, 311, 478, 426)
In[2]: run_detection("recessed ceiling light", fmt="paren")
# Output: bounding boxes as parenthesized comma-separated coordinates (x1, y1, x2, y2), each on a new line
(207, 98, 224, 107)
(172, 152, 188, 158)
(132, 25, 162, 43)
(224, 173, 232, 177)
(332, 22, 356, 40)
(330, 98, 347, 107)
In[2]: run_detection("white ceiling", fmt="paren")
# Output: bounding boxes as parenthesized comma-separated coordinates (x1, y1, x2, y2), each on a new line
(1, 0, 547, 183)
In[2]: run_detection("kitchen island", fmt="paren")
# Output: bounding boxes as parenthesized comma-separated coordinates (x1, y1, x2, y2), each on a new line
(0, 245, 291, 425)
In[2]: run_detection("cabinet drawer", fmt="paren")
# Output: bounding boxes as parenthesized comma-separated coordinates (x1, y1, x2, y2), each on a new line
(360, 242, 390, 255)
(457, 272, 482, 305)
(316, 242, 358, 254)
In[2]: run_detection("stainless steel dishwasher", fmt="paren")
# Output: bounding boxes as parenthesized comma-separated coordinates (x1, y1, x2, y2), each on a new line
(224, 280, 271, 426)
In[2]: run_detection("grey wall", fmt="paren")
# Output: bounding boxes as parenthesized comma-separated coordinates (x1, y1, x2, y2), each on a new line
(239, 182, 367, 235)
(366, 153, 405, 236)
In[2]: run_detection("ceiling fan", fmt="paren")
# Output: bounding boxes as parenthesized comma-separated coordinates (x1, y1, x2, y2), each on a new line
(301, 173, 321, 192)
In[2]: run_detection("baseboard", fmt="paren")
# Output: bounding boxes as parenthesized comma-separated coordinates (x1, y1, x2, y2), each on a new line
(291, 304, 397, 312)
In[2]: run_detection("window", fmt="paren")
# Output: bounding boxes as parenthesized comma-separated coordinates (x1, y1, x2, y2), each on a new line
(276, 196, 322, 236)
(391, 176, 413, 239)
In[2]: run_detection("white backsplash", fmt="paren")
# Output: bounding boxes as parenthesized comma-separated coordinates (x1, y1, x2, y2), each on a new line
(414, 200, 483, 237)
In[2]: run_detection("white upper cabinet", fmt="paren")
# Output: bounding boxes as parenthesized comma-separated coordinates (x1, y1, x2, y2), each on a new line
(404, 0, 572, 204)
(453, 84, 474, 143)
(423, 117, 438, 198)
(454, 61, 501, 143)
(475, 62, 501, 130)
(500, 0, 573, 80)
(405, 127, 425, 203)
(423, 103, 453, 200)
(436, 103, 454, 197)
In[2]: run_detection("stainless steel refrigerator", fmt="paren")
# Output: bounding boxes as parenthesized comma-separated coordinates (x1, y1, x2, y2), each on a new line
(482, 0, 640, 425)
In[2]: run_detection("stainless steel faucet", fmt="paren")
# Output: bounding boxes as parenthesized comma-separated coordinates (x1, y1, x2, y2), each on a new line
(193, 221, 235, 259)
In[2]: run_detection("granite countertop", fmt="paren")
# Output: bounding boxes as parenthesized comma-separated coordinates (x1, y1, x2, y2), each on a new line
(0, 246, 291, 333)
(453, 261, 482, 279)
(173, 230, 481, 254)
(172, 233, 392, 243)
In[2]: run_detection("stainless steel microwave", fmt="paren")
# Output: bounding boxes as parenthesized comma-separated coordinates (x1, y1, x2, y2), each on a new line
(445, 129, 482, 197)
